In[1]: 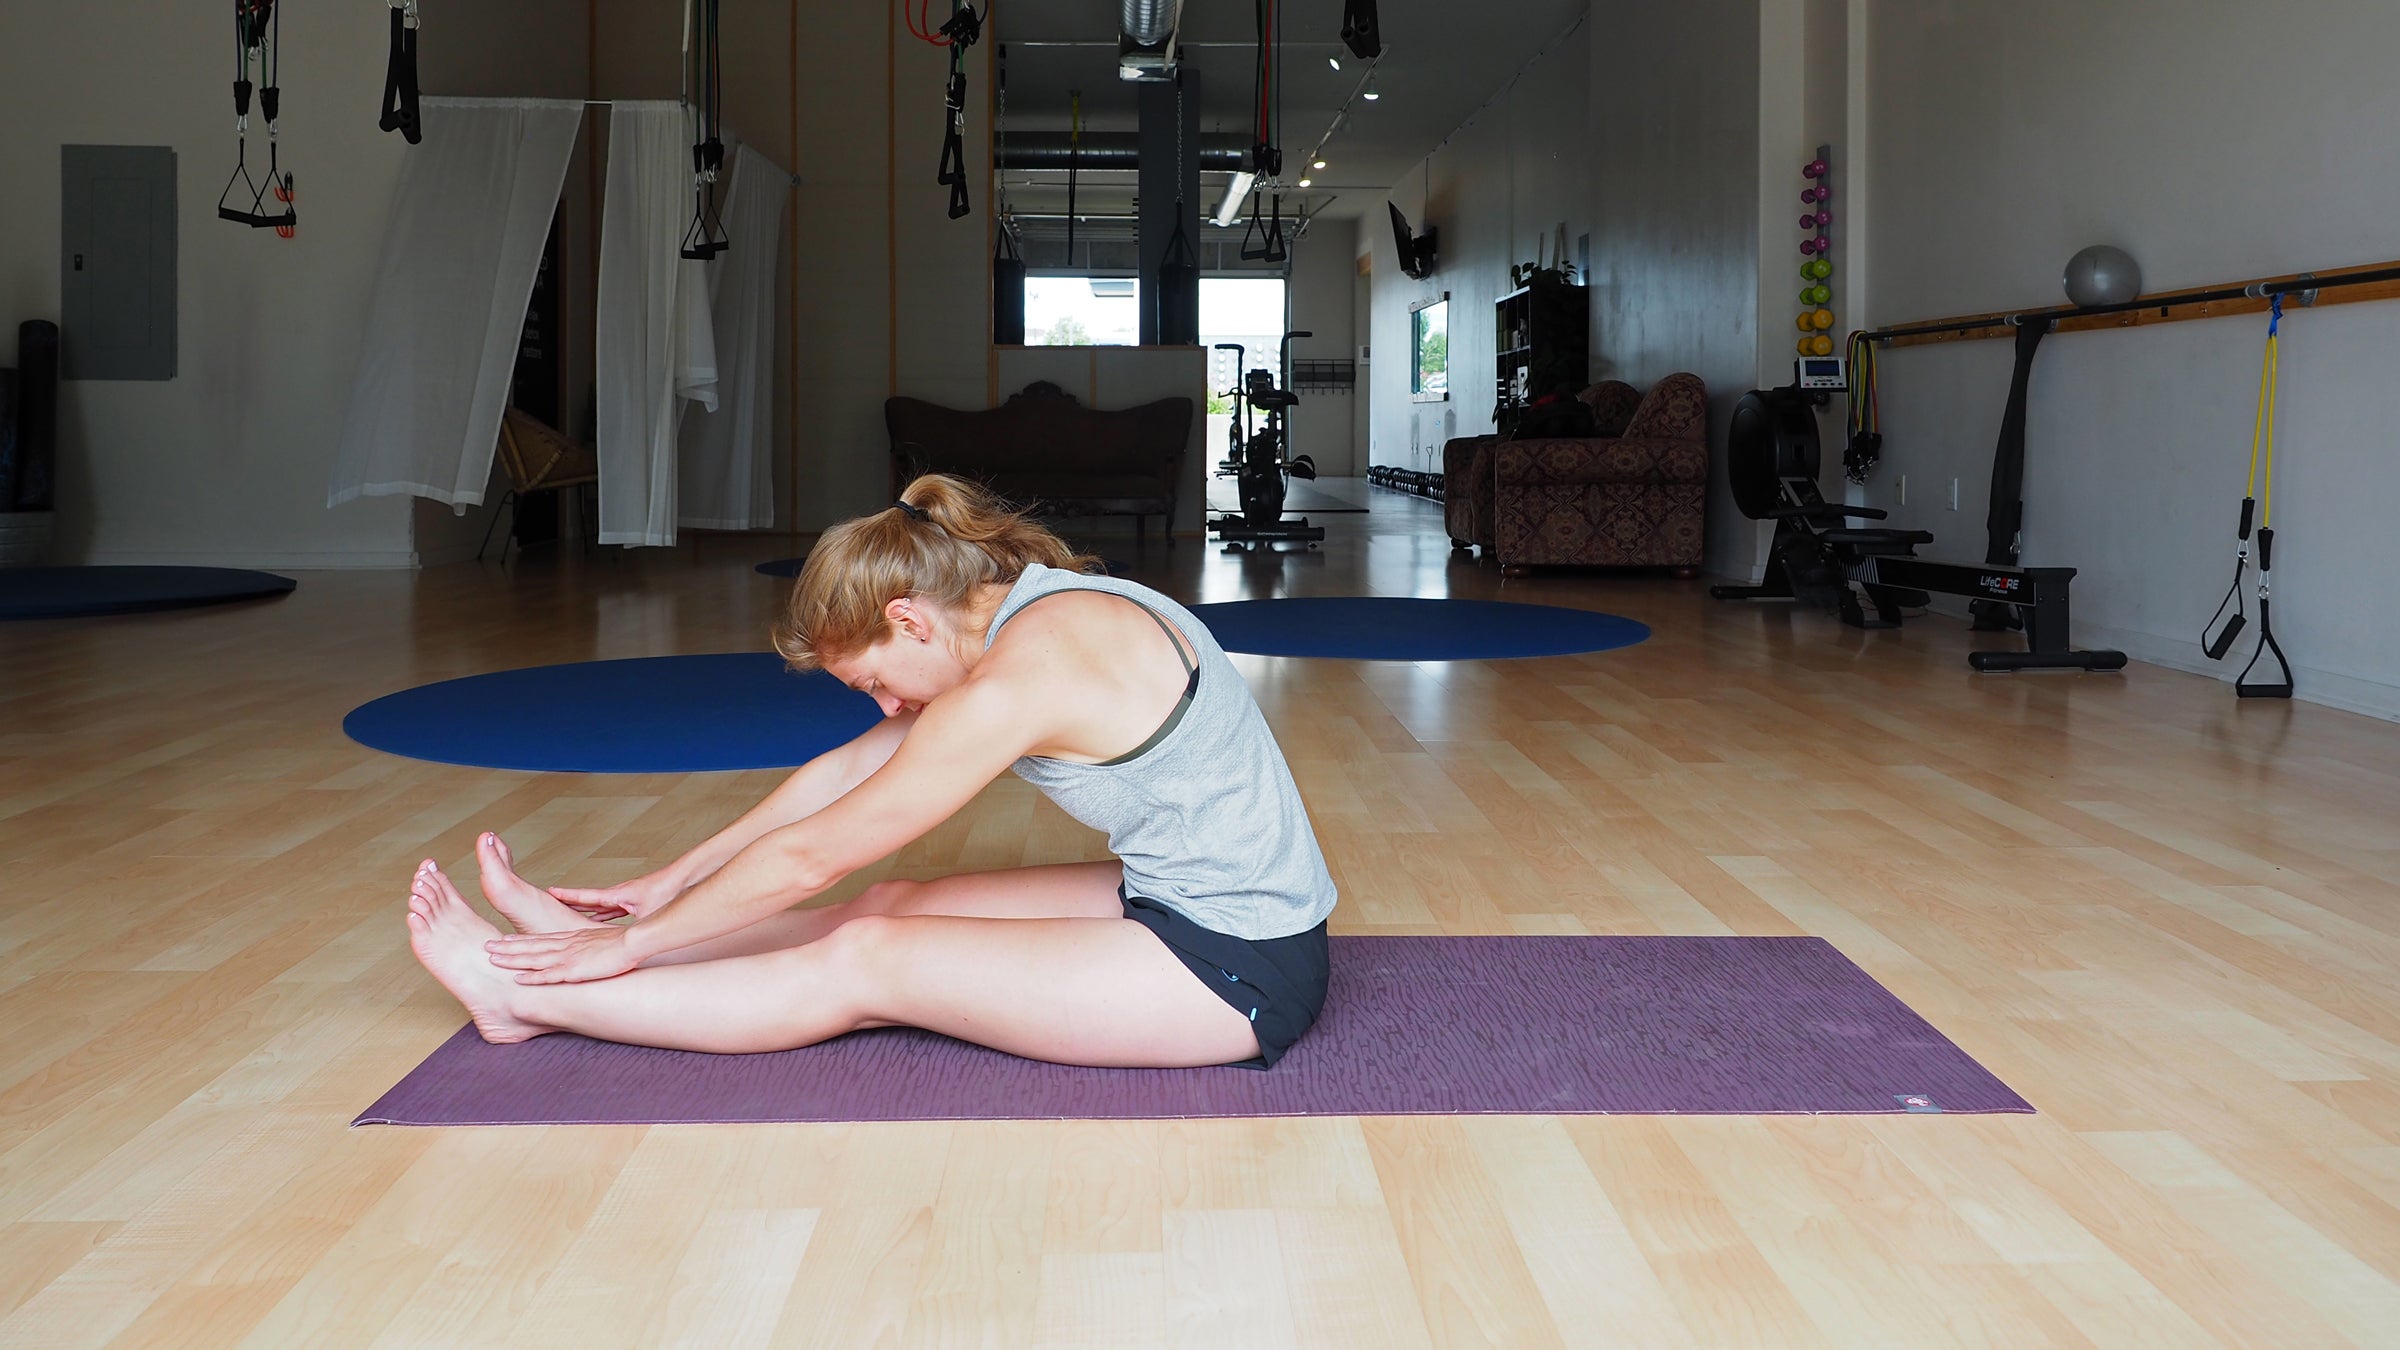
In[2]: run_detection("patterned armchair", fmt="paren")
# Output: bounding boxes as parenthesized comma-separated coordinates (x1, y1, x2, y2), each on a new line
(1443, 373, 1708, 575)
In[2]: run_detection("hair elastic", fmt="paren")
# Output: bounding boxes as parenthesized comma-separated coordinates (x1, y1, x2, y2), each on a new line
(892, 499, 930, 522)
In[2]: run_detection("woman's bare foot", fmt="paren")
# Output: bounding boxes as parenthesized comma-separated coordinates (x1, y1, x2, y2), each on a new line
(477, 832, 605, 935)
(407, 860, 551, 1044)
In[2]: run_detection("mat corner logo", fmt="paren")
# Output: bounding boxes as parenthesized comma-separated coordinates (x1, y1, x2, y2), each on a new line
(1975, 575, 2023, 598)
(1896, 1094, 1943, 1114)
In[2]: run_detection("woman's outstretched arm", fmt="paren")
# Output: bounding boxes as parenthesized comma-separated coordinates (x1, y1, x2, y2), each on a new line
(614, 676, 1039, 964)
(549, 713, 915, 918)
(487, 674, 1046, 981)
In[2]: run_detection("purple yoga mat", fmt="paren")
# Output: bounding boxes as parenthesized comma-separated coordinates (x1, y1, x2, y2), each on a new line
(355, 937, 2030, 1125)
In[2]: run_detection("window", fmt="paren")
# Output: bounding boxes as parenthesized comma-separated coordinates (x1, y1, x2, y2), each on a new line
(1023, 277, 1140, 346)
(1411, 295, 1449, 402)
(1199, 276, 1288, 454)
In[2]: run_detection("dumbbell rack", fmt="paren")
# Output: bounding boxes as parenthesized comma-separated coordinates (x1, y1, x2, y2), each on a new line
(1366, 464, 1445, 501)
(1796, 144, 1837, 360)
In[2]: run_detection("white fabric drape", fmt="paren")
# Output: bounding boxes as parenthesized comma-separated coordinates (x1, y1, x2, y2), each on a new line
(596, 102, 717, 546)
(328, 98, 582, 507)
(677, 144, 792, 531)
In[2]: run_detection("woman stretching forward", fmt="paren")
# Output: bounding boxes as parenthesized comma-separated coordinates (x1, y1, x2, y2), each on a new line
(407, 475, 1337, 1069)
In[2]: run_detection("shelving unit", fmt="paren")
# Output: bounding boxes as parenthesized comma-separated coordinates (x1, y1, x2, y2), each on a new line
(1493, 277, 1590, 431)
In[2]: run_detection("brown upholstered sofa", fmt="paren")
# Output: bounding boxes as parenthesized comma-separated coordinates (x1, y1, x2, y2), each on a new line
(886, 382, 1191, 540)
(1443, 373, 1708, 574)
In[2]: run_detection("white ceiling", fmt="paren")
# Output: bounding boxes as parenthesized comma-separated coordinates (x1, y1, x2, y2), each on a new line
(991, 0, 1588, 227)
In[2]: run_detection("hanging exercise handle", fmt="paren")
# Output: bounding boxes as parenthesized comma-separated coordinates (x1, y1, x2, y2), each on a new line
(679, 0, 731, 259)
(2225, 296, 2293, 697)
(218, 0, 296, 231)
(2205, 297, 2277, 661)
(1843, 329, 1882, 483)
(379, 0, 422, 144)
(933, 0, 984, 220)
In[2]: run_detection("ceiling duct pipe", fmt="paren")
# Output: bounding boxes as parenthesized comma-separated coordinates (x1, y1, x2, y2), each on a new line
(998, 132, 1247, 169)
(1118, 0, 1184, 80)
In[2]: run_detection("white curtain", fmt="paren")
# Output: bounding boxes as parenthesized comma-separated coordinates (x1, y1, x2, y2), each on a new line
(328, 98, 583, 507)
(678, 144, 792, 531)
(597, 102, 718, 546)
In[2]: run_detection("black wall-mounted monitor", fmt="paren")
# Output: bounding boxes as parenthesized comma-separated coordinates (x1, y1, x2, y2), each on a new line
(1388, 202, 1437, 280)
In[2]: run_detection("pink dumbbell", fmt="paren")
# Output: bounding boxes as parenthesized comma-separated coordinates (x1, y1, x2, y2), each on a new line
(1814, 210, 1831, 227)
(1804, 159, 1828, 178)
(1800, 237, 1822, 256)
(1801, 187, 1822, 204)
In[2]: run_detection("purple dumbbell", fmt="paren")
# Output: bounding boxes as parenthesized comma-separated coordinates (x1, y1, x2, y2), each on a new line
(1814, 210, 1831, 228)
(1804, 158, 1828, 178)
(1800, 237, 1821, 256)
(1801, 187, 1822, 204)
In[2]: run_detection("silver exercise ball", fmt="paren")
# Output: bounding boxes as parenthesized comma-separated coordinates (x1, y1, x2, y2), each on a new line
(2063, 245, 2142, 307)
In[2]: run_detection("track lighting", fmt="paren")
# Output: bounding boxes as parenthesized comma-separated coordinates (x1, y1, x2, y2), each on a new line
(1362, 74, 1380, 101)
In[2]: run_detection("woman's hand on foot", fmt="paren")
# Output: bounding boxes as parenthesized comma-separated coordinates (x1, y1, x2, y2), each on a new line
(484, 925, 641, 984)
(548, 871, 678, 922)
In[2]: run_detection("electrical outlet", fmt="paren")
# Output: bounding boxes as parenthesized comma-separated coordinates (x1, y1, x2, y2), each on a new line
(1948, 478, 1960, 511)
(1897, 475, 1907, 505)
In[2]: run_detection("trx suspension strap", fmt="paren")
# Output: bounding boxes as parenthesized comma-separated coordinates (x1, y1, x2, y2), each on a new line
(1843, 328, 1882, 483)
(935, 0, 984, 219)
(1239, 0, 1282, 261)
(680, 0, 730, 259)
(1065, 90, 1081, 261)
(219, 0, 296, 234)
(379, 0, 421, 144)
(2209, 296, 2294, 697)
(992, 43, 1025, 343)
(1969, 314, 2052, 629)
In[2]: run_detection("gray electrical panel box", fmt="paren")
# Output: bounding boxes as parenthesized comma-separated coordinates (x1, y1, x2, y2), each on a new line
(61, 145, 178, 381)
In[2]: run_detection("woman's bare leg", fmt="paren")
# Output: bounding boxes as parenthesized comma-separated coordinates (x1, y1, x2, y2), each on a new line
(406, 863, 1259, 1066)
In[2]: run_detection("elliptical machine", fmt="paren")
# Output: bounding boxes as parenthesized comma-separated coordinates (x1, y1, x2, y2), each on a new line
(1209, 330, 1326, 548)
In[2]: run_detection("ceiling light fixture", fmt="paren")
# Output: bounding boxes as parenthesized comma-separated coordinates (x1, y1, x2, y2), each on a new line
(1312, 158, 1327, 170)
(1213, 170, 1257, 227)
(1362, 73, 1380, 101)
(1297, 177, 1312, 187)
(1328, 55, 1341, 72)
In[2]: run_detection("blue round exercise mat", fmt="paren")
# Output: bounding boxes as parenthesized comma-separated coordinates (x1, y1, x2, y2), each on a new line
(343, 653, 886, 773)
(0, 565, 296, 619)
(1186, 597, 1648, 661)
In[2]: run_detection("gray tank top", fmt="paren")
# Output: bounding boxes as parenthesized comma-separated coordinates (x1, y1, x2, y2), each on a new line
(985, 563, 1338, 940)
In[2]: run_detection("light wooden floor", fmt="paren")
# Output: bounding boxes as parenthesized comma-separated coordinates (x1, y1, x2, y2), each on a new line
(5, 487, 2399, 1347)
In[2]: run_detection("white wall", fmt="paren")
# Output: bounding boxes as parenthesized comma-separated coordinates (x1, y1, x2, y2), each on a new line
(1286, 220, 1359, 477)
(0, 2, 419, 565)
(1591, 0, 1765, 576)
(1858, 0, 2400, 720)
(1365, 0, 1782, 577)
(1367, 15, 1593, 483)
(0, 0, 590, 569)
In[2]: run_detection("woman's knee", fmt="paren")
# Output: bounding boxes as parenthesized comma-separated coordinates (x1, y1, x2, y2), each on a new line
(810, 912, 908, 1022)
(850, 877, 921, 918)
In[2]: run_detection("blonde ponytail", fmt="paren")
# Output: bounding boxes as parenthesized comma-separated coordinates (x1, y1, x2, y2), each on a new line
(772, 474, 1102, 669)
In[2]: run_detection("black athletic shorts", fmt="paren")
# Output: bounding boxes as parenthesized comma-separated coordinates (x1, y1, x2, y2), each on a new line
(1121, 888, 1330, 1070)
